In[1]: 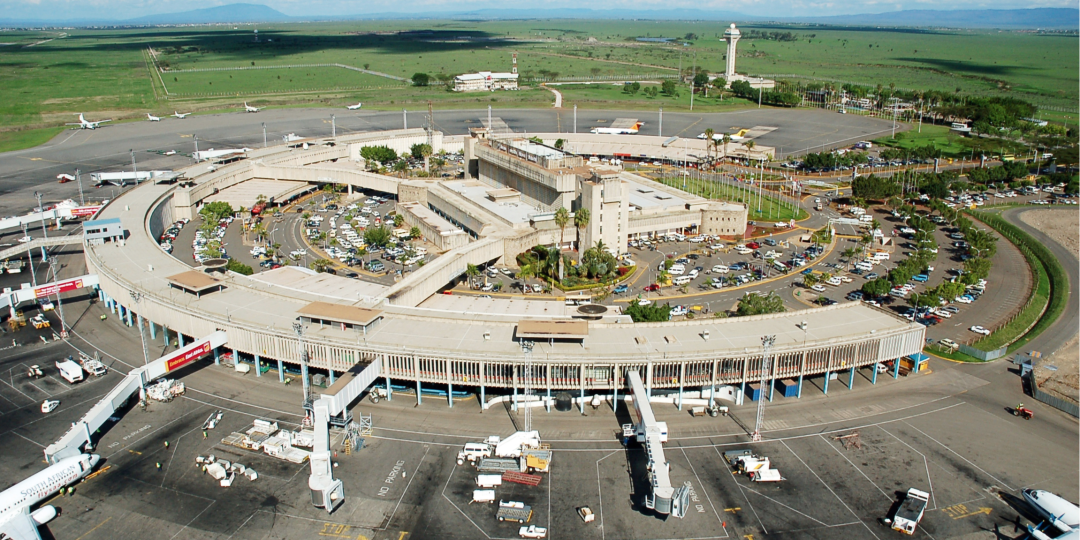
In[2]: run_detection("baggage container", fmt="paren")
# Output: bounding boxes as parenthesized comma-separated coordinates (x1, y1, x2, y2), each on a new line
(776, 379, 798, 398)
(745, 383, 761, 402)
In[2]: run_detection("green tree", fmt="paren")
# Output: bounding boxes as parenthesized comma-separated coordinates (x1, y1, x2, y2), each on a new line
(411, 73, 430, 86)
(360, 145, 398, 167)
(736, 292, 786, 316)
(226, 260, 253, 275)
(554, 138, 565, 149)
(393, 214, 405, 228)
(573, 208, 590, 261)
(861, 278, 892, 297)
(409, 226, 422, 240)
(554, 207, 570, 280)
(364, 226, 392, 248)
(199, 201, 234, 222)
(661, 79, 677, 96)
(625, 300, 672, 322)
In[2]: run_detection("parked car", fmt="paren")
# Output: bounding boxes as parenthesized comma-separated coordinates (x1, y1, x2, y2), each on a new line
(614, 284, 629, 294)
(969, 325, 991, 336)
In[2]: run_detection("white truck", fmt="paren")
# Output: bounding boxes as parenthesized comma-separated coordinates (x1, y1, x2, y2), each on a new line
(472, 489, 496, 504)
(476, 474, 503, 488)
(55, 359, 84, 383)
(886, 488, 930, 535)
(457, 442, 493, 465)
(518, 525, 548, 538)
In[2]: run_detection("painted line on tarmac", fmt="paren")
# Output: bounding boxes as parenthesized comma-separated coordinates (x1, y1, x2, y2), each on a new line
(902, 420, 1014, 491)
(780, 439, 882, 540)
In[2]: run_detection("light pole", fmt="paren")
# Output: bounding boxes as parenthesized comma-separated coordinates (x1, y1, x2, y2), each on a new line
(130, 149, 138, 184)
(48, 258, 68, 338)
(658, 107, 663, 137)
(129, 291, 152, 367)
(75, 169, 84, 206)
(262, 123, 267, 147)
(293, 320, 312, 409)
(331, 114, 336, 138)
(34, 191, 48, 262)
(751, 335, 776, 442)
(193, 135, 200, 162)
(573, 104, 577, 134)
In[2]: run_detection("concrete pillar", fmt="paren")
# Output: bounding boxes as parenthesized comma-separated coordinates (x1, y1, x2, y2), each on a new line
(416, 380, 422, 405)
(326, 368, 332, 384)
(278, 359, 284, 382)
(546, 386, 551, 413)
(149, 320, 156, 340)
(677, 363, 685, 411)
(232, 348, 239, 369)
(872, 364, 878, 385)
(893, 358, 900, 379)
(613, 365, 619, 413)
(162, 326, 169, 345)
(824, 372, 830, 394)
(545, 363, 551, 413)
(214, 347, 220, 365)
(178, 333, 185, 347)
(797, 374, 803, 398)
(580, 365, 585, 414)
(512, 366, 518, 411)
(769, 379, 775, 402)
(480, 383, 485, 410)
(414, 356, 421, 405)
(386, 375, 392, 401)
(97, 289, 104, 302)
(448, 382, 453, 408)
(125, 306, 132, 327)
(848, 366, 855, 389)
(255, 354, 262, 377)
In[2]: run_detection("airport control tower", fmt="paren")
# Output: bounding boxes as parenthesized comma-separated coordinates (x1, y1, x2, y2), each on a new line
(723, 23, 741, 79)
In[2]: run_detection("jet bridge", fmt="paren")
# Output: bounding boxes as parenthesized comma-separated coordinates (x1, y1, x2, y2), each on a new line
(308, 360, 382, 513)
(626, 370, 690, 518)
(44, 331, 228, 463)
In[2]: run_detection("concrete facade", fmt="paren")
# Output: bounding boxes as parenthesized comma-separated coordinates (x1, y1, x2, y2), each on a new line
(396, 201, 469, 251)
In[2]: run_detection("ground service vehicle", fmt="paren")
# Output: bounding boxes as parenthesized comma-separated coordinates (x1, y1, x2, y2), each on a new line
(578, 506, 595, 522)
(55, 359, 84, 383)
(473, 489, 496, 504)
(458, 443, 492, 464)
(476, 474, 503, 488)
(886, 488, 930, 534)
(749, 469, 784, 482)
(519, 525, 548, 538)
(1013, 405, 1034, 420)
(497, 501, 533, 523)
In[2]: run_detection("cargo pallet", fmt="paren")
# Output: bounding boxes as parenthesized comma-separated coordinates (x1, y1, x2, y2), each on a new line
(502, 471, 542, 486)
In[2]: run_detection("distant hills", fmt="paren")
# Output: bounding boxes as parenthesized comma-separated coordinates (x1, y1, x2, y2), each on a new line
(0, 3, 1076, 30)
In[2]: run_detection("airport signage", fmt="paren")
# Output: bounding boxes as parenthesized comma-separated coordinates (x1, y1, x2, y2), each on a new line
(165, 341, 212, 373)
(34, 278, 84, 298)
(71, 206, 102, 217)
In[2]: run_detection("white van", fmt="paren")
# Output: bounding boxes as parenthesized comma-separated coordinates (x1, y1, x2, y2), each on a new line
(673, 276, 692, 286)
(668, 264, 685, 275)
(457, 443, 492, 464)
(476, 475, 503, 488)
(868, 251, 890, 261)
(56, 359, 84, 384)
(855, 261, 874, 272)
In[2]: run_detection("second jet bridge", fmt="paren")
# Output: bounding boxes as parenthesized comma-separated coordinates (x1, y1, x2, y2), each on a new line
(626, 370, 690, 518)
(308, 360, 382, 513)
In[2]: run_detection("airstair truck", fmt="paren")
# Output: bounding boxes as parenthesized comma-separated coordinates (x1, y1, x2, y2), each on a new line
(886, 488, 930, 535)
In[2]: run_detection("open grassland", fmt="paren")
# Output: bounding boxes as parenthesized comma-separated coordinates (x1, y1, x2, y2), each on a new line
(0, 21, 1075, 147)
(0, 127, 65, 153)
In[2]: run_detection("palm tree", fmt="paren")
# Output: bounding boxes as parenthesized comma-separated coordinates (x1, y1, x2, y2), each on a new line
(703, 128, 715, 163)
(554, 207, 569, 281)
(466, 263, 480, 287)
(721, 134, 732, 162)
(573, 208, 590, 262)
(743, 140, 756, 160)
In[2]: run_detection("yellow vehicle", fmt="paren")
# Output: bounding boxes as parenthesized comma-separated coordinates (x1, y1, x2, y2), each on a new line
(31, 314, 51, 329)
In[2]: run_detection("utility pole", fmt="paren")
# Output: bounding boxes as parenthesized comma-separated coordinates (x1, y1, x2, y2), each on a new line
(24, 223, 36, 287)
(130, 291, 151, 367)
(50, 258, 68, 338)
(130, 149, 138, 184)
(751, 335, 776, 442)
(403, 109, 407, 130)
(690, 51, 696, 111)
(487, 105, 492, 131)
(194, 135, 199, 162)
(573, 104, 577, 134)
(659, 107, 663, 137)
(262, 123, 267, 147)
(522, 340, 533, 431)
(34, 191, 48, 262)
(293, 321, 312, 410)
(331, 114, 336, 138)
(758, 85, 763, 108)
(75, 169, 84, 206)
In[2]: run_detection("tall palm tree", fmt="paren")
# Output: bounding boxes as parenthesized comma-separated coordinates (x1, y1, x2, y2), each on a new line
(573, 208, 590, 263)
(721, 134, 732, 162)
(703, 128, 715, 163)
(554, 207, 569, 280)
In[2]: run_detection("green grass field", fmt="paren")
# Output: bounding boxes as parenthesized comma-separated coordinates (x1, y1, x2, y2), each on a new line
(0, 21, 1076, 152)
(0, 127, 65, 153)
(872, 124, 971, 156)
(655, 175, 808, 221)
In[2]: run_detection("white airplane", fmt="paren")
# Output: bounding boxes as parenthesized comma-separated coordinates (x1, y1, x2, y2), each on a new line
(65, 114, 111, 130)
(347, 102, 363, 110)
(0, 453, 100, 540)
(243, 102, 261, 113)
(1024, 489, 1080, 536)
(172, 111, 190, 119)
(590, 121, 643, 135)
(147, 113, 161, 122)
(193, 147, 252, 162)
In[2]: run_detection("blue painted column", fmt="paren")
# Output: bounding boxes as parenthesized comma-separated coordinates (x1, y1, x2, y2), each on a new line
(872, 365, 878, 385)
(824, 372, 830, 394)
(149, 321, 156, 340)
(125, 306, 132, 327)
(448, 382, 453, 408)
(162, 326, 169, 345)
(769, 380, 775, 402)
(512, 384, 518, 411)
(740, 380, 746, 405)
(797, 374, 804, 398)
(213, 347, 220, 365)
(326, 368, 332, 384)
(97, 289, 104, 302)
(546, 387, 551, 413)
(255, 354, 261, 377)
(178, 333, 185, 347)
(848, 366, 855, 389)
(416, 380, 422, 405)
(893, 358, 900, 379)
(232, 348, 238, 369)
(277, 359, 284, 382)
(480, 384, 484, 410)
(386, 377, 392, 401)
(613, 383, 619, 414)
(678, 380, 684, 410)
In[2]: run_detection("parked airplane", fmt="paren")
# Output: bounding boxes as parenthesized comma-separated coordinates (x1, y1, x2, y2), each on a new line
(591, 121, 643, 135)
(347, 102, 363, 110)
(0, 453, 100, 540)
(244, 102, 261, 113)
(172, 111, 190, 119)
(193, 148, 252, 162)
(65, 114, 111, 130)
(1024, 489, 1080, 535)
(147, 113, 161, 122)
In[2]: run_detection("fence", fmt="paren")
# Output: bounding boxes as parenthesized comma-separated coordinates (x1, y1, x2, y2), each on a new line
(1026, 372, 1080, 418)
(957, 343, 1008, 361)
(162, 62, 409, 82)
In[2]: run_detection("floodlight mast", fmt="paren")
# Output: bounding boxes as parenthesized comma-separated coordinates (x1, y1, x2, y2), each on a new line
(751, 335, 776, 442)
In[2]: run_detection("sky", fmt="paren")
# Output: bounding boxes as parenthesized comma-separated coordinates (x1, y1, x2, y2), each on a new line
(1, 0, 1076, 21)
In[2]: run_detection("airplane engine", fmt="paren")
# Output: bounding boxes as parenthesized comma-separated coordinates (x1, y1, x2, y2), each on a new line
(31, 505, 57, 525)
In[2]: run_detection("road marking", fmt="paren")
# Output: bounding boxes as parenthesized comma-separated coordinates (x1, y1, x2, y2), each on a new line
(942, 504, 991, 520)
(725, 507, 742, 513)
(319, 522, 355, 537)
(74, 516, 112, 540)
(84, 465, 111, 480)
(902, 421, 1013, 491)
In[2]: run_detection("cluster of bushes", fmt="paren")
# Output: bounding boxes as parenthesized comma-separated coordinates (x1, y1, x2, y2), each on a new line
(801, 150, 868, 170)
(729, 80, 801, 107)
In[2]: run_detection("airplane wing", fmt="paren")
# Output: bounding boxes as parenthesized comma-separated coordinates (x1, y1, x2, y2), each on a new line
(0, 511, 44, 540)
